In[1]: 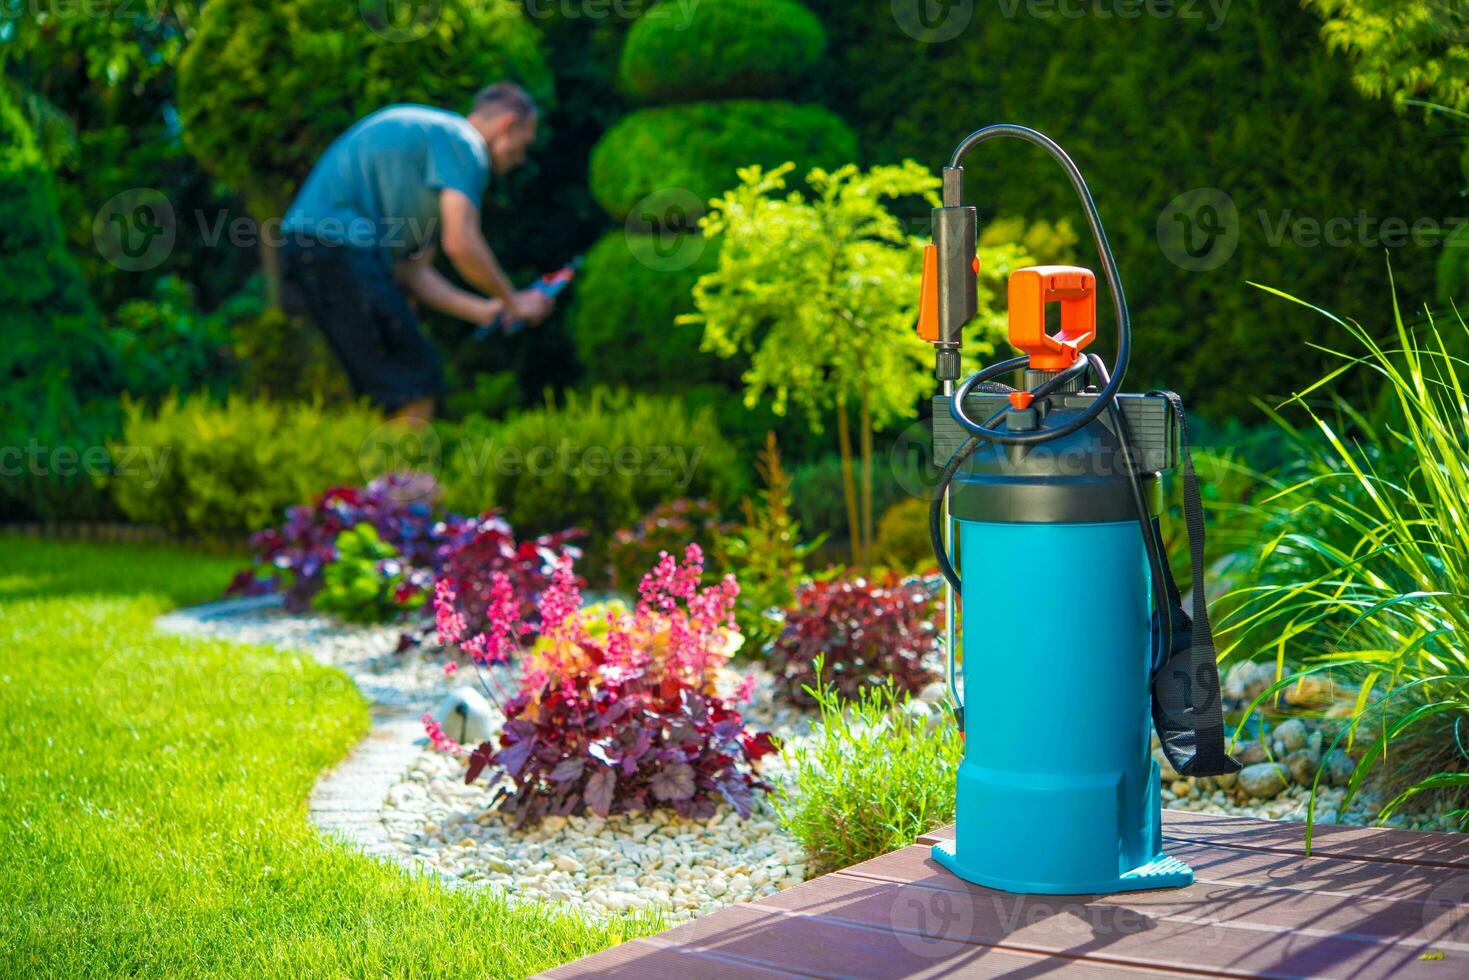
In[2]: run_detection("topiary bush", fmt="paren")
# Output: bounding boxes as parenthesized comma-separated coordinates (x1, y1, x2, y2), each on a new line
(619, 0, 826, 103)
(178, 0, 552, 219)
(108, 394, 388, 536)
(588, 101, 857, 221)
(0, 84, 113, 520)
(439, 388, 745, 543)
(567, 230, 725, 388)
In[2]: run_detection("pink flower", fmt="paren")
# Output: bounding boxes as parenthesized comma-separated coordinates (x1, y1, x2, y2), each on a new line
(734, 674, 757, 703)
(422, 712, 463, 755)
(443, 661, 459, 677)
(539, 555, 584, 641)
(434, 579, 467, 646)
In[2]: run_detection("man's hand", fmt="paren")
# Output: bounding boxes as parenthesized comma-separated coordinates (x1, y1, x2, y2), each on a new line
(509, 289, 554, 325)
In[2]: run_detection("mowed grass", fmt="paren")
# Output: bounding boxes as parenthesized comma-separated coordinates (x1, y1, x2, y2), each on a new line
(0, 536, 656, 977)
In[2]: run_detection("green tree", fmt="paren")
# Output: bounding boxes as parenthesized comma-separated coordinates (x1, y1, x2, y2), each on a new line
(682, 161, 1031, 564)
(1304, 1, 1469, 111)
(177, 0, 551, 303)
(1, 2, 254, 311)
(0, 84, 112, 518)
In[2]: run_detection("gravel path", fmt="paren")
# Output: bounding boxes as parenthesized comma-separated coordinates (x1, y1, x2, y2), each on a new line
(155, 597, 813, 922)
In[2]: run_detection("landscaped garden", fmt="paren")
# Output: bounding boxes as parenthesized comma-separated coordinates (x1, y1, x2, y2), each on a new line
(7, 1, 1469, 975)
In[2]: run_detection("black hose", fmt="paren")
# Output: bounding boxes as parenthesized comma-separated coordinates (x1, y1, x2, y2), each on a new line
(929, 124, 1133, 597)
(929, 357, 1092, 594)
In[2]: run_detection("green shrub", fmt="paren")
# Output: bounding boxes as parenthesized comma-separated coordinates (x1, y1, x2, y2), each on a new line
(790, 453, 923, 543)
(108, 394, 387, 536)
(773, 664, 962, 874)
(619, 0, 826, 103)
(717, 434, 825, 653)
(315, 525, 427, 624)
(588, 101, 857, 221)
(802, 0, 1462, 420)
(107, 276, 254, 403)
(0, 83, 113, 520)
(231, 307, 352, 402)
(439, 388, 745, 544)
(567, 230, 726, 388)
(873, 498, 934, 572)
(178, 0, 552, 218)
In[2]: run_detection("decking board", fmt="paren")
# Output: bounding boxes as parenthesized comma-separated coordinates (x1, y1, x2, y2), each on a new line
(540, 811, 1469, 979)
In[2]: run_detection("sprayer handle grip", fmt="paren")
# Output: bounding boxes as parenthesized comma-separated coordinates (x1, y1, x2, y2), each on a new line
(1008, 265, 1097, 371)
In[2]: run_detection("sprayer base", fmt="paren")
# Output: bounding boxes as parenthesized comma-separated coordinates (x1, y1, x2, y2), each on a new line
(930, 840, 1193, 895)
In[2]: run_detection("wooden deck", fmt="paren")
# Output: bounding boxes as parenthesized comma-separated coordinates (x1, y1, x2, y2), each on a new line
(539, 810, 1469, 978)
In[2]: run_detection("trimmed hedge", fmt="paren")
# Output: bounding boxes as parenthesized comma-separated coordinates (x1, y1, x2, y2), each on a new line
(0, 85, 114, 520)
(619, 0, 826, 103)
(567, 230, 725, 389)
(178, 0, 552, 217)
(108, 395, 387, 536)
(802, 0, 1463, 420)
(439, 388, 745, 543)
(588, 100, 857, 221)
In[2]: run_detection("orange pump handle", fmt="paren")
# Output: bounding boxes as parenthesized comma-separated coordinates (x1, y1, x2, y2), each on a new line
(1008, 265, 1096, 371)
(916, 244, 979, 342)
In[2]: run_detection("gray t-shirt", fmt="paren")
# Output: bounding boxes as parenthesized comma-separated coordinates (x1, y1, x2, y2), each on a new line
(283, 104, 490, 261)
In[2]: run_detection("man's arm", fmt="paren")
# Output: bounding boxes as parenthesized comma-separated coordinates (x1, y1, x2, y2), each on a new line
(439, 188, 552, 323)
(396, 246, 502, 325)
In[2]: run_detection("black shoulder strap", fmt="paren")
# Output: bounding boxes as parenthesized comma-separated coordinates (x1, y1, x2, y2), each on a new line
(1147, 391, 1240, 778)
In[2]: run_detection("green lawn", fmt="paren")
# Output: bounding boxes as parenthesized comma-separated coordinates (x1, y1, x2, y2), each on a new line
(0, 536, 656, 977)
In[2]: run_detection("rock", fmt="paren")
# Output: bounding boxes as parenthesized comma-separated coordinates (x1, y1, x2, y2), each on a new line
(706, 876, 728, 898)
(1283, 674, 1333, 708)
(484, 855, 513, 874)
(1285, 749, 1321, 787)
(541, 815, 568, 833)
(553, 854, 582, 873)
(1214, 771, 1237, 790)
(1322, 749, 1355, 788)
(918, 681, 950, 705)
(1238, 762, 1290, 800)
(1224, 661, 1274, 704)
(431, 686, 497, 745)
(1274, 718, 1309, 753)
(1235, 741, 1269, 766)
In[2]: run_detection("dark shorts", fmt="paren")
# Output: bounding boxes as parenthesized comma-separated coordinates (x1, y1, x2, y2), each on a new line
(280, 238, 445, 410)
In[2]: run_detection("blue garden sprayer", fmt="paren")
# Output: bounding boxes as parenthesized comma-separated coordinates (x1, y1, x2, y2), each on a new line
(918, 125, 1240, 895)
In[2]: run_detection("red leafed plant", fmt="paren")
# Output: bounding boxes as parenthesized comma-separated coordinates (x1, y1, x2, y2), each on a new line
(430, 545, 776, 822)
(434, 512, 583, 636)
(770, 574, 941, 703)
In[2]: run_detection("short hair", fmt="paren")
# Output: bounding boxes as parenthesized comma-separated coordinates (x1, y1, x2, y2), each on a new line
(472, 82, 537, 121)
